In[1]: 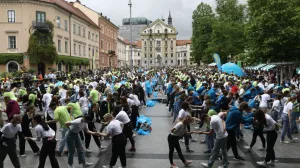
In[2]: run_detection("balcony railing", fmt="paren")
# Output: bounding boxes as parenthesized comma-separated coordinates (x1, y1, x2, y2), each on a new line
(108, 50, 116, 55)
(32, 21, 51, 30)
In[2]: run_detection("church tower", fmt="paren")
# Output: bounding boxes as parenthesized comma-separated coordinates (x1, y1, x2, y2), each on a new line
(168, 10, 172, 25)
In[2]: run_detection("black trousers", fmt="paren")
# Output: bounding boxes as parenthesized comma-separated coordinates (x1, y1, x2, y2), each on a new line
(265, 130, 277, 162)
(110, 134, 127, 167)
(19, 129, 40, 155)
(85, 122, 101, 149)
(227, 129, 239, 158)
(250, 129, 266, 148)
(166, 93, 170, 106)
(123, 122, 135, 148)
(131, 105, 139, 130)
(0, 138, 20, 168)
(39, 138, 60, 168)
(168, 134, 186, 165)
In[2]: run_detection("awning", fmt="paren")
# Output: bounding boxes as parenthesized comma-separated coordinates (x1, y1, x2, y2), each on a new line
(252, 64, 267, 70)
(208, 63, 216, 67)
(261, 64, 276, 71)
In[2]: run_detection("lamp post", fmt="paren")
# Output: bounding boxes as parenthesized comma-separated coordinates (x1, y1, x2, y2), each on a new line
(128, 0, 133, 69)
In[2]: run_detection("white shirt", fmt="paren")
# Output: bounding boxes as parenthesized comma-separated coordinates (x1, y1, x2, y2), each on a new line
(210, 114, 228, 139)
(69, 118, 88, 133)
(171, 122, 186, 137)
(79, 97, 89, 112)
(178, 109, 189, 120)
(0, 123, 22, 138)
(272, 100, 281, 113)
(259, 94, 270, 108)
(59, 89, 67, 99)
(115, 111, 130, 124)
(283, 102, 293, 114)
(129, 94, 140, 106)
(258, 82, 265, 90)
(74, 85, 80, 92)
(107, 120, 123, 137)
(35, 124, 55, 138)
(42, 93, 53, 108)
(127, 98, 135, 107)
(264, 114, 276, 131)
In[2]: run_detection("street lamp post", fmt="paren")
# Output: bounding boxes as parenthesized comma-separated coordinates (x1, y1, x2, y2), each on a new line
(128, 0, 133, 69)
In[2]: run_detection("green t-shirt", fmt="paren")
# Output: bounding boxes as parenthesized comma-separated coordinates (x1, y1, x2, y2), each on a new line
(54, 106, 72, 128)
(205, 109, 217, 130)
(29, 94, 37, 104)
(19, 89, 27, 97)
(67, 102, 82, 118)
(3, 92, 17, 101)
(90, 89, 99, 103)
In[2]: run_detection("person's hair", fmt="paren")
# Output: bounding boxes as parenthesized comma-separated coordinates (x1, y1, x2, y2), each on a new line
(181, 101, 190, 111)
(65, 98, 70, 104)
(22, 94, 29, 104)
(254, 110, 267, 126)
(79, 90, 85, 97)
(182, 115, 193, 125)
(113, 105, 122, 117)
(33, 114, 49, 131)
(239, 102, 250, 111)
(276, 94, 282, 100)
(103, 113, 113, 120)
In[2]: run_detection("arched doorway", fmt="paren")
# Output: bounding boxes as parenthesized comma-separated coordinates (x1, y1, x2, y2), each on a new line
(6, 61, 19, 72)
(38, 63, 45, 76)
(177, 60, 180, 66)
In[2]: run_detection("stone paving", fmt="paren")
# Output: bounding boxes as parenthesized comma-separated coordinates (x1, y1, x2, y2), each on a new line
(2, 103, 300, 168)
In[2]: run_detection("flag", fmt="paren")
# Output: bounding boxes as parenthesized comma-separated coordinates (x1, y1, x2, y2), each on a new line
(213, 53, 222, 71)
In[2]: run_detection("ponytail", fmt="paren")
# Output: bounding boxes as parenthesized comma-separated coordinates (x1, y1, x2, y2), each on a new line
(33, 114, 49, 131)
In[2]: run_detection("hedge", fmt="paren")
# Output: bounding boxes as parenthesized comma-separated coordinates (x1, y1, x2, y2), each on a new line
(0, 53, 23, 64)
(56, 55, 90, 65)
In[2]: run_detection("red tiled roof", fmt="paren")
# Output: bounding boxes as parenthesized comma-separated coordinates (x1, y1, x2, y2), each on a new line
(176, 40, 192, 46)
(135, 41, 142, 48)
(39, 0, 99, 28)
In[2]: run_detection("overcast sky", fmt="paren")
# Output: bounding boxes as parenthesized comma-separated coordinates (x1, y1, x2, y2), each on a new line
(69, 0, 246, 40)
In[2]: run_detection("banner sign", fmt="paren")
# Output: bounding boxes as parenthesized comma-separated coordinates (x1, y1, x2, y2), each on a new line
(213, 53, 222, 71)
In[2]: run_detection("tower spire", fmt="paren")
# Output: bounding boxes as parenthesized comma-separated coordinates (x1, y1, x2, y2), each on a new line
(168, 10, 172, 25)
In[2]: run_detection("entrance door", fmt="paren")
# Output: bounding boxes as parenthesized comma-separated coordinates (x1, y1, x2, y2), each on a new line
(38, 62, 45, 77)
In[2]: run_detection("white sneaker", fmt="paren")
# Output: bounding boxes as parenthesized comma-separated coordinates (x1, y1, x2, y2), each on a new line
(68, 165, 74, 168)
(133, 134, 136, 138)
(256, 161, 267, 167)
(257, 147, 265, 151)
(280, 140, 290, 144)
(83, 162, 93, 167)
(100, 146, 107, 149)
(267, 160, 275, 166)
(191, 139, 197, 142)
(201, 162, 209, 168)
(86, 148, 92, 153)
(290, 138, 298, 141)
(20, 154, 26, 157)
(180, 139, 185, 143)
(102, 165, 113, 168)
(244, 146, 251, 150)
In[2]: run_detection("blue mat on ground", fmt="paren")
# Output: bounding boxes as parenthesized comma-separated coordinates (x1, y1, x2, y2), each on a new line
(136, 115, 152, 135)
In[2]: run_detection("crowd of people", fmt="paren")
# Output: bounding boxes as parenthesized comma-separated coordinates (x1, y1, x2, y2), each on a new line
(0, 66, 300, 168)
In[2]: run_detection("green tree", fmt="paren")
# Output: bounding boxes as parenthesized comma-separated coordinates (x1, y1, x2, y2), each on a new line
(206, 0, 247, 63)
(246, 0, 300, 62)
(191, 2, 215, 64)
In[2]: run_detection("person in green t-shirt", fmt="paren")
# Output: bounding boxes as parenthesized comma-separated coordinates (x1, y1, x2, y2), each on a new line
(66, 99, 83, 119)
(18, 87, 27, 98)
(200, 111, 217, 154)
(46, 104, 72, 155)
(28, 91, 37, 105)
(88, 86, 99, 104)
(3, 92, 18, 101)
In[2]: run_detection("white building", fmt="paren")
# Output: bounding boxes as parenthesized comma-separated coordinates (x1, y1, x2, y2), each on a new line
(176, 40, 193, 66)
(125, 41, 142, 67)
(117, 36, 127, 67)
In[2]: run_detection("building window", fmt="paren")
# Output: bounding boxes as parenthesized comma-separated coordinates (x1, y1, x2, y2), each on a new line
(138, 53, 140, 56)
(150, 60, 152, 64)
(65, 41, 68, 53)
(101, 40, 104, 49)
(92, 33, 94, 41)
(171, 41, 173, 45)
(8, 10, 15, 22)
(144, 47, 147, 51)
(144, 54, 147, 58)
(92, 48, 94, 57)
(165, 54, 167, 57)
(157, 30, 160, 33)
(89, 48, 91, 57)
(83, 28, 85, 37)
(73, 24, 76, 34)
(165, 60, 167, 64)
(157, 41, 161, 46)
(78, 26, 81, 36)
(150, 54, 152, 58)
(171, 60, 173, 63)
(83, 46, 86, 56)
(36, 11, 46, 23)
(108, 43, 111, 51)
(6, 61, 19, 72)
(171, 53, 173, 57)
(58, 39, 61, 51)
(144, 41, 146, 46)
(57, 16, 61, 28)
(74, 44, 76, 54)
(165, 41, 167, 46)
(88, 31, 90, 39)
(64, 20, 68, 31)
(8, 36, 16, 49)
(79, 45, 81, 56)
(145, 61, 147, 64)
(58, 62, 62, 71)
(184, 53, 187, 57)
(96, 35, 98, 42)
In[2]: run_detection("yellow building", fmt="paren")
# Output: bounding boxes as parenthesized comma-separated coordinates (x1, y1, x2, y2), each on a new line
(0, 0, 100, 74)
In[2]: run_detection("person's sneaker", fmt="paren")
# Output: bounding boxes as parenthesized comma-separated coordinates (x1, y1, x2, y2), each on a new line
(170, 163, 178, 168)
(68, 165, 74, 168)
(83, 162, 93, 167)
(186, 149, 194, 153)
(20, 154, 26, 157)
(191, 139, 197, 142)
(184, 160, 192, 166)
(194, 127, 199, 129)
(180, 139, 185, 143)
(257, 147, 265, 151)
(86, 148, 92, 153)
(204, 150, 212, 154)
(244, 146, 251, 150)
(166, 106, 169, 109)
(100, 146, 107, 149)
(129, 147, 136, 152)
(233, 156, 245, 161)
(280, 140, 290, 144)
(290, 138, 298, 141)
(133, 134, 136, 138)
(102, 165, 113, 168)
(256, 161, 267, 167)
(34, 150, 40, 156)
(267, 160, 275, 166)
(201, 162, 209, 168)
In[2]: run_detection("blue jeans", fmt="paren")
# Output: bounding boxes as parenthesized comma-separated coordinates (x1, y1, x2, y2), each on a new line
(291, 112, 300, 132)
(281, 114, 293, 141)
(58, 128, 68, 153)
(66, 131, 85, 166)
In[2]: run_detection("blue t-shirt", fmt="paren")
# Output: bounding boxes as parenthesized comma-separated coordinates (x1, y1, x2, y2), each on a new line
(193, 92, 202, 105)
